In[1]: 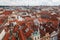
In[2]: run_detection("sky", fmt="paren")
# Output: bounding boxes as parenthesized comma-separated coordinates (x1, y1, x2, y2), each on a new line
(0, 0, 60, 6)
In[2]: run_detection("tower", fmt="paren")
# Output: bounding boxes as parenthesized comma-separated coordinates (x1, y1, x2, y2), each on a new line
(31, 28, 40, 40)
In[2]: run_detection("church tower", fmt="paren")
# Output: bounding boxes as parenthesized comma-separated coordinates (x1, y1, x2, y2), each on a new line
(31, 28, 40, 40)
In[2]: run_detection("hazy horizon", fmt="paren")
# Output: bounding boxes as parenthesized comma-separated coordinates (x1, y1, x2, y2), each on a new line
(0, 0, 60, 6)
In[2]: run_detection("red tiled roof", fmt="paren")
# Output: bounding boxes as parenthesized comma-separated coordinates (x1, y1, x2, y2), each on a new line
(3, 11, 12, 15)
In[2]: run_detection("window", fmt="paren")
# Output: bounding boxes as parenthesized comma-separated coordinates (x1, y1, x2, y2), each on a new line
(11, 17, 15, 19)
(41, 26, 44, 30)
(44, 28, 46, 31)
(35, 37, 36, 40)
(38, 37, 39, 39)
(22, 13, 26, 15)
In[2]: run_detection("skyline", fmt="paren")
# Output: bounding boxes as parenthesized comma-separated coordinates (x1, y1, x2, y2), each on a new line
(0, 0, 60, 6)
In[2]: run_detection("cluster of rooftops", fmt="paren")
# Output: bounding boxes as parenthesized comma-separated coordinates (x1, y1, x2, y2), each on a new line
(0, 6, 60, 40)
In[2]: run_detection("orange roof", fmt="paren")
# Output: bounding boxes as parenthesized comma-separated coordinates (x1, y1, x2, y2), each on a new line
(3, 11, 12, 15)
(3, 32, 10, 40)
(38, 18, 49, 23)
(18, 30, 26, 40)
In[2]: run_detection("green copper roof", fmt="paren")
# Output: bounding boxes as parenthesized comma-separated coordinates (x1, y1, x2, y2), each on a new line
(33, 31, 40, 36)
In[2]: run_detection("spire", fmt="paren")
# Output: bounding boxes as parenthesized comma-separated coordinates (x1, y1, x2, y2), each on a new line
(38, 28, 40, 33)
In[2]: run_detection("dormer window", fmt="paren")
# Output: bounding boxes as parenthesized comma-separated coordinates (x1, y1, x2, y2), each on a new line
(25, 28, 29, 32)
(11, 17, 15, 19)
(41, 26, 44, 30)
